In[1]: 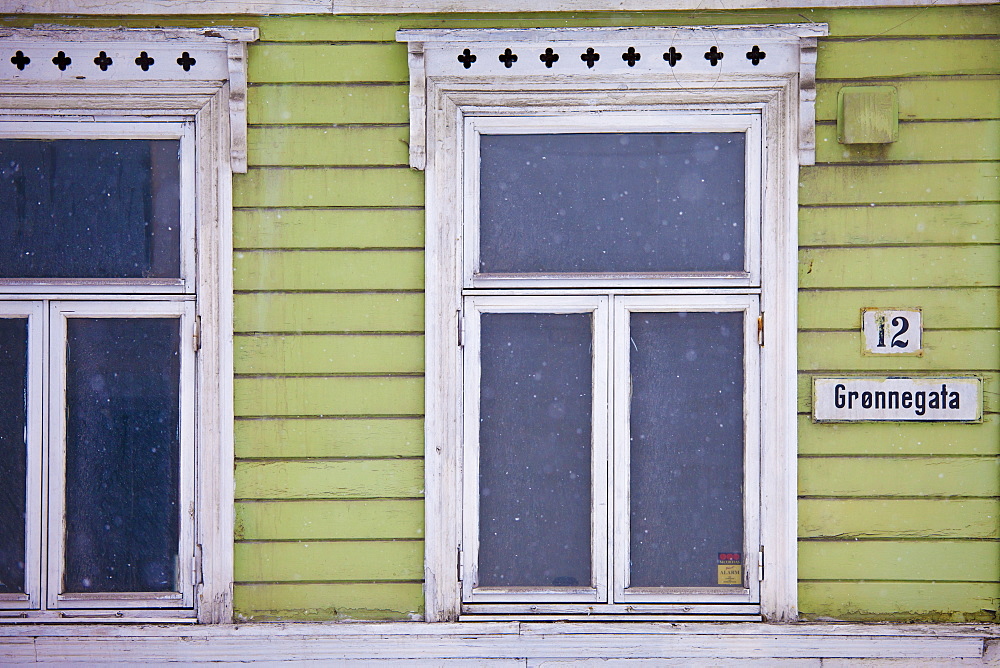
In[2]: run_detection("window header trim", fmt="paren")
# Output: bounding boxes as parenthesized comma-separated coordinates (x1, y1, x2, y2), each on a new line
(398, 25, 826, 168)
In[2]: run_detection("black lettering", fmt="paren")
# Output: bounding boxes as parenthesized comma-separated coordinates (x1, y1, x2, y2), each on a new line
(834, 383, 847, 409)
(888, 391, 900, 409)
(915, 391, 926, 416)
(949, 392, 960, 409)
(862, 392, 873, 409)
(849, 391, 859, 409)
(902, 392, 912, 409)
(890, 316, 910, 348)
(874, 391, 887, 409)
(928, 391, 940, 410)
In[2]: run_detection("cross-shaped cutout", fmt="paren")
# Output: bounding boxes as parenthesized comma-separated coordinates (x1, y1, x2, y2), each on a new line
(177, 51, 196, 71)
(581, 47, 600, 68)
(457, 48, 477, 69)
(94, 51, 113, 72)
(663, 47, 682, 67)
(746, 45, 766, 66)
(10, 50, 30, 70)
(539, 47, 559, 68)
(498, 48, 518, 69)
(51, 51, 71, 71)
(704, 46, 723, 66)
(135, 51, 155, 71)
(621, 46, 641, 67)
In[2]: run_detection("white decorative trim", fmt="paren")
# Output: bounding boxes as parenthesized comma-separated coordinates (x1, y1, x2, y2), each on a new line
(0, 26, 258, 173)
(398, 26, 828, 169)
(0, 622, 995, 662)
(0, 0, 991, 14)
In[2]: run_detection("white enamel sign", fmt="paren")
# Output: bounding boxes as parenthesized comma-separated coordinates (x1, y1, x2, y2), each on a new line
(862, 308, 921, 355)
(814, 377, 982, 422)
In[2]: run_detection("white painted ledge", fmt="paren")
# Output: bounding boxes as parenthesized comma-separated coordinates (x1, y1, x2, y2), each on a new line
(1, 0, 994, 14)
(0, 622, 997, 663)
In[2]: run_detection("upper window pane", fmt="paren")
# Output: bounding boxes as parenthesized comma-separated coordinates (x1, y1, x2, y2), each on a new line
(479, 132, 745, 275)
(0, 139, 181, 279)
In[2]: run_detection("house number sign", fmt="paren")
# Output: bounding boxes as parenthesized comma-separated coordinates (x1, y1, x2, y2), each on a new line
(862, 308, 921, 355)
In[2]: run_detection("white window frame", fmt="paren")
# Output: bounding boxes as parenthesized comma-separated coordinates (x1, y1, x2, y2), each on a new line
(400, 25, 825, 622)
(45, 300, 197, 610)
(463, 114, 763, 290)
(0, 26, 256, 623)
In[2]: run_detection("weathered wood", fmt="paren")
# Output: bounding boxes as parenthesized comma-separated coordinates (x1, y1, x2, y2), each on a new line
(798, 581, 1000, 622)
(234, 208, 424, 249)
(798, 413, 1000, 455)
(798, 246, 1000, 289)
(249, 84, 409, 125)
(234, 582, 423, 620)
(235, 499, 424, 540)
(248, 43, 409, 83)
(235, 376, 424, 417)
(234, 540, 424, 581)
(255, 7, 999, 42)
(235, 459, 424, 499)
(799, 540, 1000, 581)
(799, 498, 1000, 539)
(799, 456, 1000, 497)
(235, 293, 425, 333)
(816, 78, 1000, 122)
(235, 417, 424, 458)
(799, 162, 1000, 206)
(235, 334, 424, 374)
(817, 38, 1000, 79)
(798, 372, 999, 413)
(234, 250, 424, 291)
(798, 287, 999, 330)
(234, 168, 424, 207)
(798, 330, 999, 371)
(800, 203, 999, 247)
(815, 120, 1000, 164)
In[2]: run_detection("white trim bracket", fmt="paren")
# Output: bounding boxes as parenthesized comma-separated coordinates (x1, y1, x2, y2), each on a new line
(398, 25, 828, 169)
(0, 26, 258, 172)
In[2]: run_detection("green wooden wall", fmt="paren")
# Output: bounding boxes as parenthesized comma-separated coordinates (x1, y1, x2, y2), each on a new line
(4, 4, 995, 622)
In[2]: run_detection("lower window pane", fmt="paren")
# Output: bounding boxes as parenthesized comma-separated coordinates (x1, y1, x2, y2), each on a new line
(478, 312, 593, 588)
(629, 311, 745, 588)
(0, 318, 28, 595)
(64, 317, 181, 594)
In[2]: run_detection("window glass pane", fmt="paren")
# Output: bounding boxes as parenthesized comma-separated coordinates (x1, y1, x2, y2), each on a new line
(478, 312, 593, 588)
(0, 317, 28, 595)
(479, 133, 745, 274)
(0, 139, 181, 279)
(63, 317, 181, 594)
(628, 311, 744, 588)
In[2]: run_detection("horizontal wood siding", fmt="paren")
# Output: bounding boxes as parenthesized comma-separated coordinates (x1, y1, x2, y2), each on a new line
(235, 18, 425, 621)
(799, 5, 999, 623)
(34, 4, 983, 623)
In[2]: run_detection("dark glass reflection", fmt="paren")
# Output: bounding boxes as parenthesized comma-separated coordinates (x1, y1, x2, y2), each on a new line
(0, 139, 181, 279)
(629, 311, 744, 588)
(64, 318, 181, 593)
(478, 312, 593, 588)
(0, 318, 28, 594)
(480, 133, 745, 274)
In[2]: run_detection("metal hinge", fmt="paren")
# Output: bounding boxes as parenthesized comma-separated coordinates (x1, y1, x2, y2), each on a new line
(757, 312, 764, 347)
(457, 309, 465, 347)
(192, 315, 202, 352)
(194, 544, 204, 585)
(758, 546, 765, 581)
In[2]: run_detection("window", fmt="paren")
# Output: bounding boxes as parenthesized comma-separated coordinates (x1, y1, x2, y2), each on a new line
(0, 27, 255, 622)
(398, 25, 826, 621)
